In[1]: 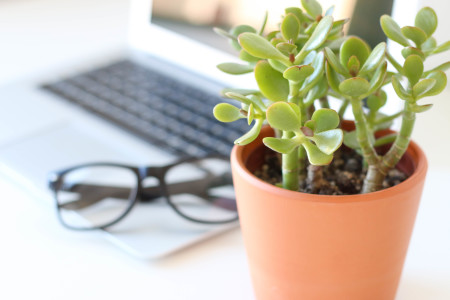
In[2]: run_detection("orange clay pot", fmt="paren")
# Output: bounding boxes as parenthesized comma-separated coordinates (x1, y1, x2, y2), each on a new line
(231, 125, 427, 300)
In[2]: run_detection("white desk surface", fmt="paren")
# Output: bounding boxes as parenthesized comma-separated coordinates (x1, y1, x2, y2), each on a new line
(0, 0, 449, 299)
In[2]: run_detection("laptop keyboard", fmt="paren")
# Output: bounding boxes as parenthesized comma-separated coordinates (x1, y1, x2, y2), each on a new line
(41, 60, 249, 157)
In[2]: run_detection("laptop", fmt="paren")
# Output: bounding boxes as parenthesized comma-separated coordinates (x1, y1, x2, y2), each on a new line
(0, 0, 256, 259)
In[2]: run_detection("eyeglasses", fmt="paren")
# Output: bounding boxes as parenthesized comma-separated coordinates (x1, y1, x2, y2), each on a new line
(48, 155, 238, 230)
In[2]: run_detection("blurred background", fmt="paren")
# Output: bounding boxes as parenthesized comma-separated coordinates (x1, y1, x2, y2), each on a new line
(0, 0, 449, 169)
(152, 0, 392, 52)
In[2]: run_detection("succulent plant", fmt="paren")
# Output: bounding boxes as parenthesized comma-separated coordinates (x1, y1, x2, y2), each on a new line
(213, 0, 449, 193)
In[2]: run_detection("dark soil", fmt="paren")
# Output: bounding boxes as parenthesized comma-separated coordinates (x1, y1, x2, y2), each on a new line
(254, 148, 408, 195)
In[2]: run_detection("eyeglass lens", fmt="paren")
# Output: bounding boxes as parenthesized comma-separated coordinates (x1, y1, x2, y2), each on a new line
(163, 157, 238, 223)
(55, 165, 138, 229)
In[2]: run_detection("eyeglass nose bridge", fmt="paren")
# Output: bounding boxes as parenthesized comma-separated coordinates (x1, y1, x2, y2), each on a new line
(138, 166, 166, 181)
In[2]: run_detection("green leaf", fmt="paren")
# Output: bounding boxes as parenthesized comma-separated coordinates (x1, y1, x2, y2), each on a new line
(420, 70, 447, 98)
(340, 37, 371, 67)
(415, 7, 438, 37)
(380, 15, 410, 47)
(367, 91, 387, 112)
(258, 11, 269, 35)
(422, 37, 437, 52)
(373, 133, 397, 147)
(339, 77, 370, 98)
(238, 33, 289, 63)
(239, 50, 260, 63)
(391, 76, 412, 101)
(312, 129, 343, 154)
(270, 38, 284, 47)
(305, 75, 328, 103)
(247, 95, 267, 112)
(324, 47, 348, 76)
(303, 51, 317, 65)
(302, 16, 333, 52)
(285, 7, 306, 25)
(281, 13, 301, 41)
(213, 103, 243, 122)
(413, 78, 436, 99)
(283, 65, 314, 83)
(304, 120, 316, 131)
(229, 25, 257, 50)
(347, 55, 360, 75)
(325, 6, 334, 16)
(224, 92, 252, 106)
(213, 27, 236, 41)
(301, 0, 322, 18)
(328, 19, 347, 37)
(266, 30, 279, 41)
(302, 141, 333, 165)
(359, 42, 386, 75)
(221, 88, 260, 97)
(373, 112, 396, 131)
(266, 102, 301, 131)
(247, 103, 255, 125)
(368, 61, 388, 94)
(410, 103, 433, 113)
(254, 60, 289, 101)
(424, 62, 450, 76)
(401, 47, 425, 60)
(432, 41, 450, 55)
(234, 119, 263, 145)
(403, 54, 423, 85)
(217, 63, 253, 75)
(276, 42, 297, 55)
(343, 130, 359, 149)
(263, 137, 300, 154)
(401, 26, 427, 46)
(304, 22, 317, 35)
(300, 51, 325, 92)
(325, 61, 341, 93)
(311, 108, 340, 133)
(268, 59, 288, 73)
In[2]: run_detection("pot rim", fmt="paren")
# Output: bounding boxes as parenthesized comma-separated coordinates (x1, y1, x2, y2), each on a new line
(231, 127, 428, 204)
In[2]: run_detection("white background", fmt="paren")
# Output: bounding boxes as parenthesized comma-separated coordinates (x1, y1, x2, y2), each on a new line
(0, 0, 449, 299)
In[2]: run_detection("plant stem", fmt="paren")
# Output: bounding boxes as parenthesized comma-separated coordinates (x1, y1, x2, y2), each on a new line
(386, 52, 403, 75)
(379, 102, 415, 175)
(319, 96, 330, 108)
(298, 146, 307, 176)
(338, 99, 349, 120)
(350, 98, 380, 165)
(282, 132, 299, 190)
(281, 82, 301, 191)
(362, 165, 385, 193)
(374, 111, 403, 126)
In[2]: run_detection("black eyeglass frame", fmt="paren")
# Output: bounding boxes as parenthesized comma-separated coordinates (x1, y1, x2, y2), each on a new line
(48, 155, 238, 230)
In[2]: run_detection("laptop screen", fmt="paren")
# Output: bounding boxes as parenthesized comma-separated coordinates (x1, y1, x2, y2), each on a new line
(150, 0, 244, 55)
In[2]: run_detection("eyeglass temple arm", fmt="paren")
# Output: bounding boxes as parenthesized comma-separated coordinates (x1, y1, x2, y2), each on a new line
(57, 184, 132, 210)
(58, 173, 232, 210)
(142, 173, 231, 200)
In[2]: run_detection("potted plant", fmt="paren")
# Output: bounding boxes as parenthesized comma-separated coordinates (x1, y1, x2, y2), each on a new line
(212, 1, 449, 299)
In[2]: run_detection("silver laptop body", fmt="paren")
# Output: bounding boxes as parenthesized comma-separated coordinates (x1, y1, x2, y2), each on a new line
(0, 0, 255, 259)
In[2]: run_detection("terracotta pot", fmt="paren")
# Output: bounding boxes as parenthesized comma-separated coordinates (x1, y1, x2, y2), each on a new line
(231, 125, 427, 300)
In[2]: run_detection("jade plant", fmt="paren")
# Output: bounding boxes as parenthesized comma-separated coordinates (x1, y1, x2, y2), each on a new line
(213, 0, 449, 193)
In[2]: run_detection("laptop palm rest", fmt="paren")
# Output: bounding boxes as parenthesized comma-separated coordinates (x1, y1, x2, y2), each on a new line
(0, 123, 237, 259)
